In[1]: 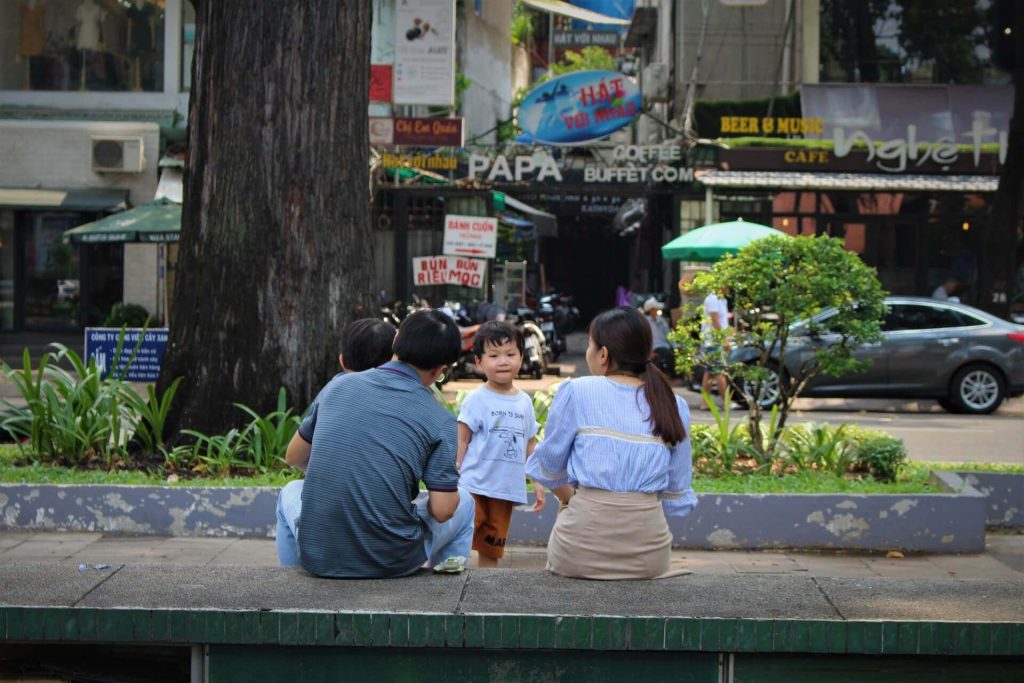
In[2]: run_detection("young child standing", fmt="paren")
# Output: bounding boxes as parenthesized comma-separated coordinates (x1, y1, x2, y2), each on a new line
(457, 321, 546, 567)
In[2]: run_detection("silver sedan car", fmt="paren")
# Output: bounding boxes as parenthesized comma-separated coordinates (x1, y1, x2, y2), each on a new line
(736, 297, 1024, 414)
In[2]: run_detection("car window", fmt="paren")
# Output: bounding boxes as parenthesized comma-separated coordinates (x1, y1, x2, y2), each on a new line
(883, 304, 977, 331)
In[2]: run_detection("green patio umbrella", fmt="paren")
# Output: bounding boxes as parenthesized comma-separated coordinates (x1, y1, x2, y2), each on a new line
(64, 199, 181, 243)
(661, 218, 788, 262)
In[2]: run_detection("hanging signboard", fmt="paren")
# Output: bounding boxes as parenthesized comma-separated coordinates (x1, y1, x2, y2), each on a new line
(516, 69, 641, 145)
(443, 214, 498, 258)
(393, 0, 455, 106)
(393, 117, 463, 146)
(370, 65, 393, 102)
(553, 30, 620, 47)
(369, 117, 395, 145)
(84, 328, 168, 382)
(413, 255, 486, 288)
(371, 0, 396, 64)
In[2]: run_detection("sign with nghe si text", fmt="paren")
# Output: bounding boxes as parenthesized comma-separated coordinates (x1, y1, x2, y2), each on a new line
(443, 214, 497, 258)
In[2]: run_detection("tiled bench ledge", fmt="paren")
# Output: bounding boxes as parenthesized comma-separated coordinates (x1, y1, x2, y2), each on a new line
(0, 476, 998, 552)
(1, 565, 1022, 655)
(2, 566, 1021, 682)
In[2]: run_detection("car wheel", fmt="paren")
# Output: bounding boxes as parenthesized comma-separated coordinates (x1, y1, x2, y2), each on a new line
(949, 363, 1005, 414)
(736, 361, 784, 409)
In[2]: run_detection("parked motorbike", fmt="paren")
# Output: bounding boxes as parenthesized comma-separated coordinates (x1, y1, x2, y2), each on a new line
(537, 297, 565, 360)
(439, 301, 483, 383)
(541, 290, 579, 335)
(508, 306, 550, 379)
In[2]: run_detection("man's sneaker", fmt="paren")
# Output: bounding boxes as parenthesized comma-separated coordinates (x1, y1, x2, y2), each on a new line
(433, 555, 467, 574)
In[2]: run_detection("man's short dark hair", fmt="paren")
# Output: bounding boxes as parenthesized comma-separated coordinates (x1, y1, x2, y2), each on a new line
(342, 318, 397, 372)
(472, 321, 524, 358)
(393, 310, 461, 369)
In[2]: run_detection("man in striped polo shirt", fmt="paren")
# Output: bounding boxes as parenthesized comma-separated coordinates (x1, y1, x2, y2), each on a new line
(276, 310, 474, 578)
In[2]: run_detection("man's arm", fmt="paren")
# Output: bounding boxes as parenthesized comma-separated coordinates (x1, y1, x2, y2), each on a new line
(427, 490, 460, 523)
(285, 432, 312, 472)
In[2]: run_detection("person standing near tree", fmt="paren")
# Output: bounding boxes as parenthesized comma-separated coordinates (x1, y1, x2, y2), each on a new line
(700, 287, 731, 408)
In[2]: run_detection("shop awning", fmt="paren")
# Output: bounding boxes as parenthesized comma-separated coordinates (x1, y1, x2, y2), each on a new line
(64, 199, 181, 243)
(521, 0, 632, 25)
(503, 194, 558, 237)
(695, 170, 999, 193)
(0, 187, 129, 211)
(499, 213, 537, 241)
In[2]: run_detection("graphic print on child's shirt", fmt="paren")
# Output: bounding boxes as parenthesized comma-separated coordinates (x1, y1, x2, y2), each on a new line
(487, 409, 527, 462)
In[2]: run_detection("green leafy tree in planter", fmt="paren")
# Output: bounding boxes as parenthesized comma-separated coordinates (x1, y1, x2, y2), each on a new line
(670, 235, 887, 460)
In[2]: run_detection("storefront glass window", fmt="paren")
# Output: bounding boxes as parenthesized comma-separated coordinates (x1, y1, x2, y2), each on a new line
(24, 212, 81, 329)
(0, 0, 166, 92)
(820, 0, 1012, 85)
(0, 211, 13, 331)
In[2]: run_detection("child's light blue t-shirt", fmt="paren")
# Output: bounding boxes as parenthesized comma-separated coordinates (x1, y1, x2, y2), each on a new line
(457, 386, 540, 504)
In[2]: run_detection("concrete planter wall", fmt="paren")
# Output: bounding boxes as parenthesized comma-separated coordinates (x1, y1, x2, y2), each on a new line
(951, 471, 1023, 527)
(0, 472, 994, 552)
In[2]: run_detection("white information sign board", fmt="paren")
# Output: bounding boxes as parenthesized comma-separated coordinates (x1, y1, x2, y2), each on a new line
(443, 214, 497, 258)
(412, 255, 486, 288)
(393, 0, 455, 106)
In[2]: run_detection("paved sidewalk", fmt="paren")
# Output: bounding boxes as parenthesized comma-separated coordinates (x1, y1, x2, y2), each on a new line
(2, 530, 1020, 579)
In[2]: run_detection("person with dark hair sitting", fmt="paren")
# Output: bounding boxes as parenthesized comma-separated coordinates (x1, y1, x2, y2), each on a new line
(276, 310, 474, 578)
(339, 318, 397, 372)
(526, 306, 697, 580)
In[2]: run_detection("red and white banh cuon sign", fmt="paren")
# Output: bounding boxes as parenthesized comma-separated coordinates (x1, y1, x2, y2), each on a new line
(412, 255, 486, 288)
(442, 214, 498, 258)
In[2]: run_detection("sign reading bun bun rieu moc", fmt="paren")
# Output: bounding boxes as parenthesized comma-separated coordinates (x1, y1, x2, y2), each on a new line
(517, 70, 641, 145)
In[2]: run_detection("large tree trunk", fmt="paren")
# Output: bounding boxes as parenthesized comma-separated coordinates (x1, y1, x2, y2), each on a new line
(979, 3, 1023, 319)
(157, 2, 375, 436)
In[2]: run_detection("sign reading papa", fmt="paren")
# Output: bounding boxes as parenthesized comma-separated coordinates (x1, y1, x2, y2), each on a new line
(517, 70, 641, 145)
(413, 255, 486, 288)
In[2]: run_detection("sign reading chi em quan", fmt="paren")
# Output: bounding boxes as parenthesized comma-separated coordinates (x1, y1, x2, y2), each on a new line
(412, 255, 486, 288)
(517, 70, 641, 145)
(443, 214, 497, 258)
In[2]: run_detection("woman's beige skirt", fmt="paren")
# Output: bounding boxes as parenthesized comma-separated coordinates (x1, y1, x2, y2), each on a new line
(546, 486, 689, 580)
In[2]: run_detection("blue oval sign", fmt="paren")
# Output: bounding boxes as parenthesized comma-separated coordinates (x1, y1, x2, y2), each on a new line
(517, 70, 641, 145)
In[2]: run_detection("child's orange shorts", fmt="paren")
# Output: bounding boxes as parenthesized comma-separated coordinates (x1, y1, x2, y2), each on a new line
(470, 493, 514, 559)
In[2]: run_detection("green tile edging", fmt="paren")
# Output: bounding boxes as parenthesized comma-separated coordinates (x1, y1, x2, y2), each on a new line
(1, 608, 1021, 657)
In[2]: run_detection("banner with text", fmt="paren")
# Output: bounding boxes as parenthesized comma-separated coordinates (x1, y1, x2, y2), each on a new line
(394, 0, 455, 106)
(413, 255, 486, 288)
(443, 214, 497, 258)
(84, 328, 168, 382)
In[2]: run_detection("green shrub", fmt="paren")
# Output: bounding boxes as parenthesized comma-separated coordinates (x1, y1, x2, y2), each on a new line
(848, 432, 907, 482)
(103, 303, 152, 328)
(1, 340, 144, 468)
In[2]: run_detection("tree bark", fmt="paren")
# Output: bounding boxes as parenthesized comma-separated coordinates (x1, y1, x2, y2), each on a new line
(157, 2, 375, 436)
(979, 3, 1022, 319)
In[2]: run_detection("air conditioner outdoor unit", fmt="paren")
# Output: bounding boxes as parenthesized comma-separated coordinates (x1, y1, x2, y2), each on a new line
(91, 136, 145, 173)
(642, 63, 670, 102)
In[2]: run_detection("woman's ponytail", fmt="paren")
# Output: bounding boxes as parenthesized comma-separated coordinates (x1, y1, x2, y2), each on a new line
(642, 361, 686, 446)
